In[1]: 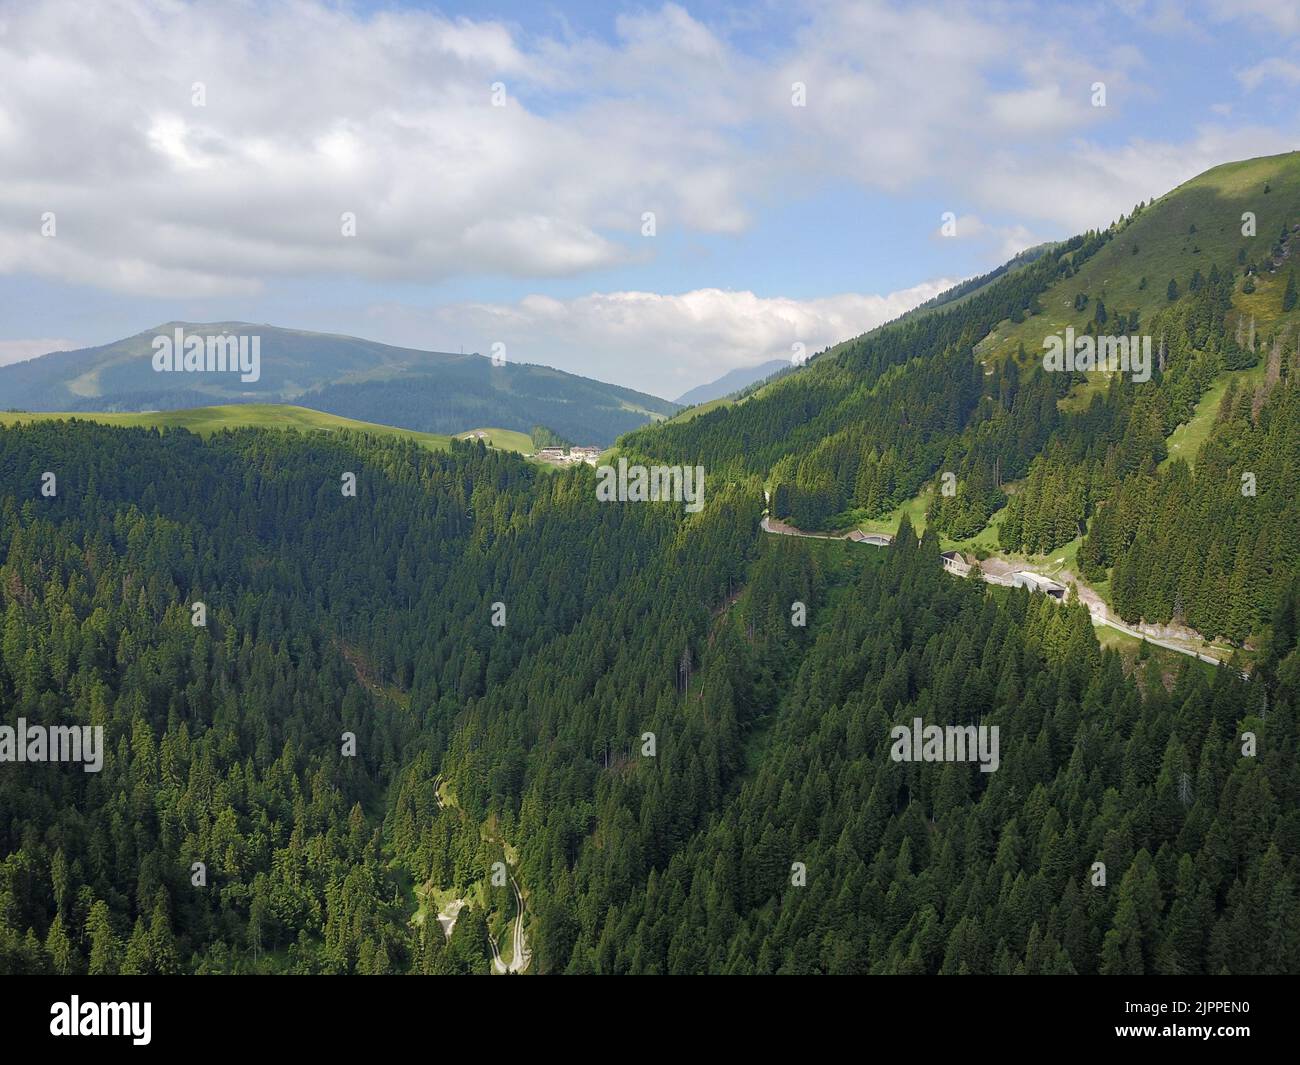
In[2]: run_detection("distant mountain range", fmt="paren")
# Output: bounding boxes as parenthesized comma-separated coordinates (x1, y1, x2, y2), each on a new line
(0, 323, 679, 446)
(674, 360, 789, 406)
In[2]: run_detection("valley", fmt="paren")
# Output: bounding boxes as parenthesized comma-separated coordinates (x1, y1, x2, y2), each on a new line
(3, 146, 1299, 981)
(11, 0, 1300, 1039)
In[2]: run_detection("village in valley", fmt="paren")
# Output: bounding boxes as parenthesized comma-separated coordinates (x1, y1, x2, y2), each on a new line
(532, 444, 602, 466)
(459, 429, 602, 466)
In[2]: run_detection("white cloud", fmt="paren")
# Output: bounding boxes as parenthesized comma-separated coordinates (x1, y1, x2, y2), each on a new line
(0, 1, 750, 296)
(1110, 0, 1208, 38)
(936, 214, 990, 240)
(0, 0, 1159, 300)
(933, 215, 1041, 260)
(1208, 1, 1300, 36)
(1237, 57, 1300, 91)
(0, 338, 75, 367)
(369, 278, 955, 397)
(1121, 0, 1300, 38)
(972, 125, 1300, 233)
(1, 0, 1295, 401)
(986, 85, 1090, 136)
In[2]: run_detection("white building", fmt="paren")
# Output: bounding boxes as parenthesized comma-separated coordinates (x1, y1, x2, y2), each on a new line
(1013, 570, 1067, 600)
(940, 551, 974, 577)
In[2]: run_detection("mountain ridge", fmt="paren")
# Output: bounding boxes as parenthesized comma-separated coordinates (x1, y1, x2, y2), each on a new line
(0, 321, 679, 446)
(622, 149, 1300, 648)
(674, 359, 789, 406)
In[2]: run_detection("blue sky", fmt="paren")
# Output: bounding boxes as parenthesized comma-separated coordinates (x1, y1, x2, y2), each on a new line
(2, 0, 1300, 397)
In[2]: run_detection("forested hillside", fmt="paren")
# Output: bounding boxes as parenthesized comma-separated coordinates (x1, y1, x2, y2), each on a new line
(4, 154, 1300, 977)
(3, 414, 1298, 974)
(624, 152, 1300, 646)
(588, 525, 1299, 974)
(0, 419, 756, 972)
(620, 230, 1108, 527)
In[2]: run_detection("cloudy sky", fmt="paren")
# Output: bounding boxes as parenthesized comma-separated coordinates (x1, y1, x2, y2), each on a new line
(2, 0, 1299, 398)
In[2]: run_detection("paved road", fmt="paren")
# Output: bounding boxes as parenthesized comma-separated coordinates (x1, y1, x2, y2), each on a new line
(489, 871, 529, 974)
(761, 514, 841, 539)
(1083, 606, 1225, 668)
(506, 873, 529, 973)
(432, 773, 529, 969)
(760, 502, 1235, 672)
(489, 924, 506, 972)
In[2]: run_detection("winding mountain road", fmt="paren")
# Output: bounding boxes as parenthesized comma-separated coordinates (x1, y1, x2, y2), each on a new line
(431, 773, 530, 971)
(490, 872, 530, 974)
(760, 496, 1236, 672)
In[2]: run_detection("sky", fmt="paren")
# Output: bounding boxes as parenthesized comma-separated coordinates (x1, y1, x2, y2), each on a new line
(2, 0, 1300, 399)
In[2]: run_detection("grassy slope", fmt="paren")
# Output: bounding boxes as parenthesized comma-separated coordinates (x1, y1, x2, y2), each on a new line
(827, 153, 1300, 581)
(455, 427, 535, 453)
(1161, 360, 1268, 471)
(662, 395, 739, 425)
(977, 151, 1300, 387)
(763, 156, 1300, 542)
(0, 404, 459, 451)
(1094, 625, 1219, 687)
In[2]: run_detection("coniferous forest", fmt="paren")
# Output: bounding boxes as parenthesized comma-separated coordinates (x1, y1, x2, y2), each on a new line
(2, 412, 1298, 974)
(5, 162, 1300, 976)
(4, 1, 1300, 1001)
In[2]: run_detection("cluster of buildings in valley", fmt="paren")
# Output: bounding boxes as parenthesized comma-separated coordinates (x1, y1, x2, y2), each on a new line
(460, 431, 603, 466)
(535, 445, 602, 466)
